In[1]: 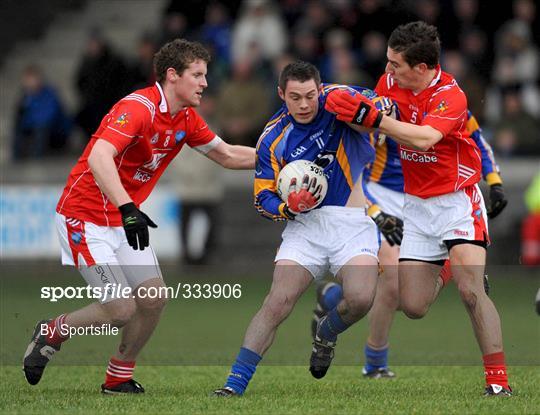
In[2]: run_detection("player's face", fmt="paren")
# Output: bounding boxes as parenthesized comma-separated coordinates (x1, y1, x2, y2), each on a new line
(385, 47, 420, 90)
(174, 59, 208, 107)
(279, 79, 320, 124)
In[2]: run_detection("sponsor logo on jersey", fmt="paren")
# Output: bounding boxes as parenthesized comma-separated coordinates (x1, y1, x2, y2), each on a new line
(175, 130, 186, 144)
(315, 150, 336, 169)
(114, 112, 130, 127)
(133, 170, 152, 183)
(291, 146, 307, 158)
(142, 152, 167, 171)
(150, 133, 159, 144)
(400, 149, 438, 163)
(454, 230, 469, 236)
(434, 100, 448, 113)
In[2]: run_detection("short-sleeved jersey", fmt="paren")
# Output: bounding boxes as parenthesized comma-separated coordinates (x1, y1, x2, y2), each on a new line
(375, 68, 482, 198)
(363, 111, 500, 204)
(254, 84, 376, 221)
(57, 82, 219, 226)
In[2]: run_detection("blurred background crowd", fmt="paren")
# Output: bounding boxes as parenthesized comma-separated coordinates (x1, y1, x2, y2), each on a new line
(3, 0, 540, 159)
(0, 0, 539, 266)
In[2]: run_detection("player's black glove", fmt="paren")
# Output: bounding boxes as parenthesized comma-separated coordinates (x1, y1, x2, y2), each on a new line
(371, 210, 403, 246)
(119, 202, 158, 250)
(282, 204, 297, 220)
(487, 184, 508, 219)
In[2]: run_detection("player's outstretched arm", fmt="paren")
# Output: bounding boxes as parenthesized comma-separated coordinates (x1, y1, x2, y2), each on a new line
(88, 139, 132, 207)
(378, 116, 443, 151)
(205, 141, 256, 169)
(324, 89, 442, 151)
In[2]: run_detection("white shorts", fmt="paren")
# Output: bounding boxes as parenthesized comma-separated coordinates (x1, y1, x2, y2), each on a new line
(55, 213, 163, 303)
(366, 181, 405, 220)
(399, 185, 489, 262)
(275, 206, 380, 279)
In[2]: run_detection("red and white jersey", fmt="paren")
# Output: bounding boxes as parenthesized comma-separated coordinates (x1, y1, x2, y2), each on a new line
(375, 67, 482, 198)
(57, 82, 220, 226)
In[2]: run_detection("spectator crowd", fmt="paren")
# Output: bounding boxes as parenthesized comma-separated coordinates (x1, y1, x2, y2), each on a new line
(12, 0, 540, 160)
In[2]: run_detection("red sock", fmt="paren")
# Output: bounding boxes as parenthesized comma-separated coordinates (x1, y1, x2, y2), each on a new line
(105, 357, 135, 388)
(483, 352, 509, 388)
(439, 260, 452, 286)
(46, 314, 70, 346)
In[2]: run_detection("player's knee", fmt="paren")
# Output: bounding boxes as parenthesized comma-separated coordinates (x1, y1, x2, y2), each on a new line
(263, 293, 294, 323)
(343, 293, 374, 319)
(400, 300, 428, 319)
(136, 293, 168, 311)
(105, 299, 137, 327)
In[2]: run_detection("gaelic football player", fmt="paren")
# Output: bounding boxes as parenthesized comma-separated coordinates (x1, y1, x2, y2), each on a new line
(23, 39, 255, 394)
(325, 21, 512, 396)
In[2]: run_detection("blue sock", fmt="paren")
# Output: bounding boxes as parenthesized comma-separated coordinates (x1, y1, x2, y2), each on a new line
(224, 347, 262, 395)
(364, 344, 389, 373)
(318, 308, 351, 342)
(321, 284, 343, 311)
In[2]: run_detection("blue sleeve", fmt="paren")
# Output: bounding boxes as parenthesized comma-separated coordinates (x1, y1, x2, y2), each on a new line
(467, 112, 500, 178)
(254, 137, 287, 221)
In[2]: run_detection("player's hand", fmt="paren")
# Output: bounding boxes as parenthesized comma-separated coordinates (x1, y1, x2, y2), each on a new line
(286, 175, 323, 214)
(119, 202, 158, 250)
(372, 96, 397, 145)
(487, 184, 508, 219)
(372, 96, 397, 118)
(325, 89, 383, 128)
(371, 210, 403, 246)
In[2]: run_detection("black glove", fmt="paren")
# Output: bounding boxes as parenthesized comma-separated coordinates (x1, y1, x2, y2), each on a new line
(371, 211, 403, 246)
(119, 202, 157, 250)
(282, 204, 296, 220)
(487, 184, 508, 219)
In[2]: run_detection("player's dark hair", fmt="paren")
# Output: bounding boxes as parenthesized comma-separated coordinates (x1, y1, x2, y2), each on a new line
(153, 39, 211, 83)
(388, 21, 441, 69)
(279, 61, 321, 91)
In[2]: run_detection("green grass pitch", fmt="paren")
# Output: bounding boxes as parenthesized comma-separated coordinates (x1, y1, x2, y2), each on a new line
(1, 264, 538, 414)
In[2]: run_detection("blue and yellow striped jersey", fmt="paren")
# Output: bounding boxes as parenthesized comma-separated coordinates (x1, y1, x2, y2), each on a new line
(363, 110, 501, 205)
(254, 84, 376, 221)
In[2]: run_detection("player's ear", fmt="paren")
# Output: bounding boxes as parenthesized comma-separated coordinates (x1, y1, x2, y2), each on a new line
(166, 67, 177, 82)
(415, 62, 428, 74)
(278, 86, 285, 101)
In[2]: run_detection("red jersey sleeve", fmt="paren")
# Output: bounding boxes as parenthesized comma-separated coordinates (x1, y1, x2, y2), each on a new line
(422, 86, 468, 138)
(97, 100, 150, 153)
(186, 108, 216, 148)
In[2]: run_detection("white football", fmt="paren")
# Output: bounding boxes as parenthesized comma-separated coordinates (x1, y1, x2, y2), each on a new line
(276, 160, 328, 209)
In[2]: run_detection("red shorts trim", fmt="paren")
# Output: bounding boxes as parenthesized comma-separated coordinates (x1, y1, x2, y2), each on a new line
(464, 185, 490, 243)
